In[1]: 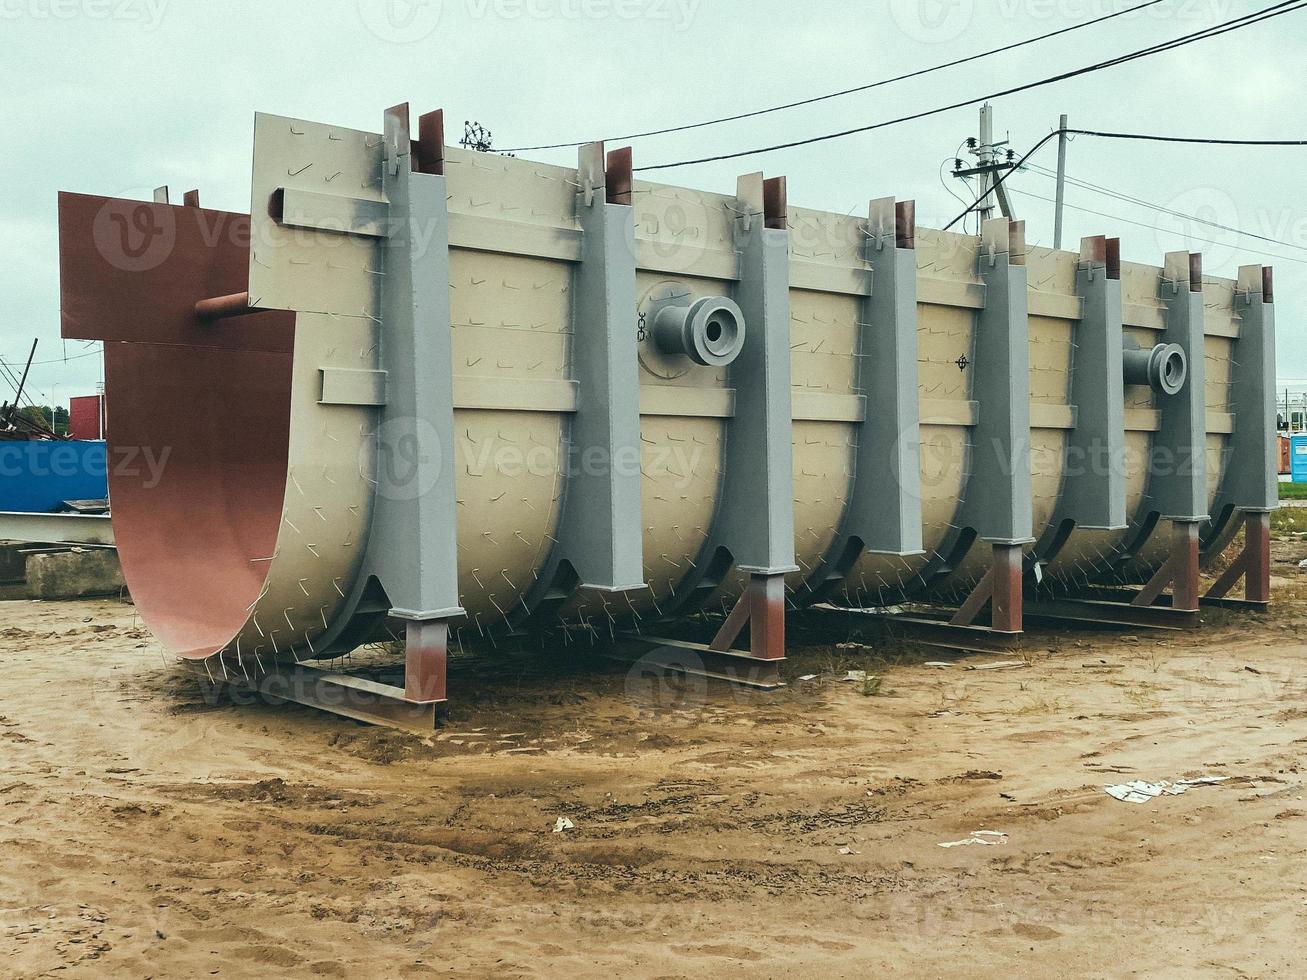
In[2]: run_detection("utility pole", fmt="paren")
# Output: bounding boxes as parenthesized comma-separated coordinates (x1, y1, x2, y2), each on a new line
(977, 104, 996, 222)
(1054, 113, 1069, 249)
(951, 103, 1017, 225)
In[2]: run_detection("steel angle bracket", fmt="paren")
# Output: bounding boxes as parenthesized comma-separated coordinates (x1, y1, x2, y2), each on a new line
(712, 171, 798, 577)
(808, 605, 1023, 656)
(1021, 595, 1196, 631)
(1054, 235, 1127, 532)
(804, 197, 923, 604)
(249, 105, 462, 711)
(946, 218, 1033, 635)
(213, 662, 441, 733)
(1150, 252, 1209, 523)
(549, 142, 645, 593)
(1214, 266, 1276, 515)
(1205, 266, 1275, 604)
(613, 634, 786, 690)
(1125, 252, 1208, 614)
(512, 142, 646, 631)
(652, 173, 796, 662)
(964, 217, 1034, 548)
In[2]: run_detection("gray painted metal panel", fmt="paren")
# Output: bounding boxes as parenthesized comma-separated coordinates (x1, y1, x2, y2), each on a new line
(1214, 265, 1277, 514)
(276, 187, 390, 239)
(962, 218, 1033, 545)
(551, 144, 645, 591)
(839, 197, 923, 555)
(1150, 253, 1208, 521)
(713, 179, 797, 574)
(319, 368, 388, 407)
(361, 108, 464, 620)
(0, 512, 115, 546)
(1061, 250, 1127, 530)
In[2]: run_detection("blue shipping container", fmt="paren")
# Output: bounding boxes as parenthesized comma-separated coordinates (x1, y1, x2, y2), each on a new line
(0, 440, 109, 512)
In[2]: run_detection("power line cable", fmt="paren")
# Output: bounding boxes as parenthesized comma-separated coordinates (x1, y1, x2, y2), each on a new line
(1006, 186, 1307, 267)
(0, 345, 103, 367)
(1059, 129, 1307, 146)
(1024, 162, 1307, 255)
(500, 0, 1169, 152)
(633, 0, 1305, 172)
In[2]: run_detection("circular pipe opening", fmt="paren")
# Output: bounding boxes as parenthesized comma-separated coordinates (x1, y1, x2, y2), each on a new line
(1123, 341, 1187, 395)
(1150, 343, 1187, 395)
(652, 295, 746, 367)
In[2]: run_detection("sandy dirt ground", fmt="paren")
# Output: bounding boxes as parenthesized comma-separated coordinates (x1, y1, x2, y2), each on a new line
(3, 524, 1307, 978)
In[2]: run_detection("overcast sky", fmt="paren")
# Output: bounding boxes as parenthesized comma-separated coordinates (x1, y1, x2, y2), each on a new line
(2, 0, 1304, 407)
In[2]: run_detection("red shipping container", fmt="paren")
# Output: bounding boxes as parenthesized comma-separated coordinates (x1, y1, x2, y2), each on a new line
(69, 394, 104, 440)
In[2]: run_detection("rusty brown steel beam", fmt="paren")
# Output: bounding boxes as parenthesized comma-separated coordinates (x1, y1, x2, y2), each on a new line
(895, 199, 915, 250)
(709, 572, 787, 660)
(1023, 596, 1195, 631)
(949, 569, 994, 627)
(218, 664, 442, 733)
(989, 543, 1024, 633)
(416, 108, 445, 176)
(1133, 520, 1201, 612)
(605, 146, 632, 206)
(404, 619, 449, 703)
(947, 544, 1023, 634)
(763, 176, 787, 230)
(1205, 511, 1271, 605)
(620, 638, 785, 689)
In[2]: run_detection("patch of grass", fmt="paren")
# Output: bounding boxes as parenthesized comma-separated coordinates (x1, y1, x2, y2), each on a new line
(1276, 482, 1307, 501)
(1271, 507, 1307, 535)
(1014, 695, 1068, 715)
(859, 675, 883, 697)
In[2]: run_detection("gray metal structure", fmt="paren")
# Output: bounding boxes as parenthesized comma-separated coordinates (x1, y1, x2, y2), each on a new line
(54, 101, 1281, 729)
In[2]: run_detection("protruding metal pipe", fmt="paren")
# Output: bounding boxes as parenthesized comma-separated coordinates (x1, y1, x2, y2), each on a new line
(195, 291, 260, 322)
(651, 296, 745, 367)
(1123, 341, 1187, 395)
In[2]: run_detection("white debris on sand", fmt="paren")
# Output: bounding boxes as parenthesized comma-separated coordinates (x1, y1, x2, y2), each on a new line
(1104, 776, 1230, 804)
(938, 830, 1009, 848)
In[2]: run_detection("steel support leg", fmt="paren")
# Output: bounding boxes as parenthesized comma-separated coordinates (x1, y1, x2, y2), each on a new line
(1246, 511, 1272, 604)
(990, 543, 1023, 634)
(620, 572, 787, 689)
(710, 572, 786, 660)
(404, 619, 449, 703)
(949, 543, 1023, 634)
(1134, 519, 1201, 612)
(1204, 511, 1271, 605)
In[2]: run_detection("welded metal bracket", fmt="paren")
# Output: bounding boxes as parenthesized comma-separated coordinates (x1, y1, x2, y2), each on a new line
(616, 569, 788, 689)
(949, 542, 1024, 633)
(248, 106, 463, 706)
(1133, 518, 1203, 612)
(363, 104, 464, 626)
(842, 197, 923, 556)
(962, 218, 1033, 546)
(1204, 510, 1271, 606)
(1149, 251, 1208, 522)
(1058, 235, 1127, 530)
(712, 172, 797, 575)
(547, 141, 645, 593)
(214, 661, 442, 733)
(1212, 265, 1277, 518)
